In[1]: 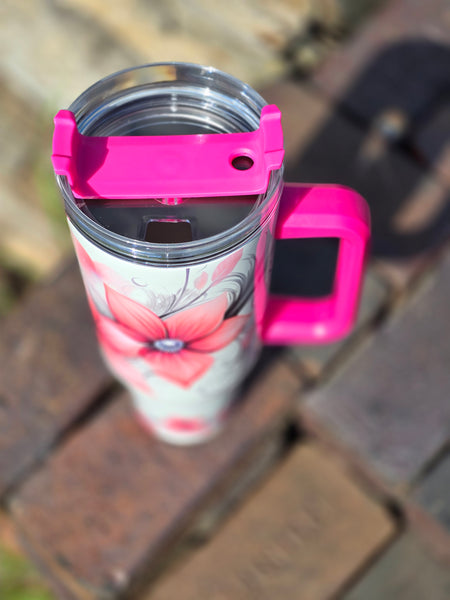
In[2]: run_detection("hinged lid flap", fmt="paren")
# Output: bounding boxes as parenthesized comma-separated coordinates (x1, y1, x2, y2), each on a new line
(52, 105, 284, 200)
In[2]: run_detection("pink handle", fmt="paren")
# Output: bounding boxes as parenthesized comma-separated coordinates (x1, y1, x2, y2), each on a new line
(261, 183, 371, 344)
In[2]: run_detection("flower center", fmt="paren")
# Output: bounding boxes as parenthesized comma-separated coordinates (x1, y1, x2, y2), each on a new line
(153, 338, 185, 353)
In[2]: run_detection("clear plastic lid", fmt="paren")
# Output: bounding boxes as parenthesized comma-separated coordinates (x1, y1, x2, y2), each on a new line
(57, 63, 283, 264)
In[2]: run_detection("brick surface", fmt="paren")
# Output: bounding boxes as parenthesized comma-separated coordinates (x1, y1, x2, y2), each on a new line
(0, 81, 69, 275)
(0, 0, 138, 109)
(1, 186, 68, 278)
(302, 250, 450, 486)
(0, 510, 21, 555)
(414, 101, 450, 188)
(0, 261, 110, 499)
(291, 269, 390, 378)
(313, 0, 450, 124)
(10, 361, 300, 600)
(0, 0, 329, 111)
(413, 452, 450, 534)
(312, 0, 450, 215)
(344, 531, 450, 600)
(0, 509, 56, 600)
(262, 80, 450, 288)
(147, 443, 393, 600)
(59, 0, 319, 89)
(0, 77, 42, 183)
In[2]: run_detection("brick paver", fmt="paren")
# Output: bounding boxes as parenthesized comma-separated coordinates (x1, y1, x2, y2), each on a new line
(59, 0, 319, 89)
(1, 2, 450, 598)
(303, 250, 450, 486)
(313, 0, 450, 199)
(414, 102, 450, 188)
(0, 0, 329, 111)
(291, 268, 390, 379)
(308, 0, 450, 285)
(0, 517, 55, 600)
(147, 443, 393, 600)
(0, 261, 110, 499)
(0, 510, 21, 555)
(343, 531, 450, 600)
(262, 80, 450, 289)
(313, 0, 450, 124)
(0, 81, 68, 276)
(413, 452, 450, 534)
(10, 362, 300, 599)
(0, 0, 138, 109)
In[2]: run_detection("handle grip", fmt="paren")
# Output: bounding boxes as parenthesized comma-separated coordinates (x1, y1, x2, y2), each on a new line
(261, 184, 370, 344)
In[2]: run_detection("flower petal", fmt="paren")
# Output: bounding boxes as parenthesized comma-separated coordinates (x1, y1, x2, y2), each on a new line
(105, 285, 166, 340)
(164, 417, 208, 432)
(194, 271, 208, 290)
(189, 314, 249, 352)
(101, 345, 153, 393)
(141, 348, 213, 387)
(86, 290, 102, 321)
(96, 313, 147, 356)
(72, 236, 97, 275)
(212, 249, 243, 282)
(164, 295, 228, 343)
(95, 263, 129, 290)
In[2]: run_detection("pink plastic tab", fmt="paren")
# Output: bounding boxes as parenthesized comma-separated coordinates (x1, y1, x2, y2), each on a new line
(51, 106, 284, 199)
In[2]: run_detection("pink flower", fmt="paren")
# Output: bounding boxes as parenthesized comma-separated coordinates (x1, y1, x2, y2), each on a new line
(212, 249, 243, 282)
(194, 271, 208, 290)
(101, 343, 153, 394)
(73, 236, 129, 290)
(164, 417, 208, 432)
(95, 286, 248, 387)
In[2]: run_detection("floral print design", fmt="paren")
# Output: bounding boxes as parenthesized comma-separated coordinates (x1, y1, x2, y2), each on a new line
(73, 237, 253, 390)
(96, 286, 248, 387)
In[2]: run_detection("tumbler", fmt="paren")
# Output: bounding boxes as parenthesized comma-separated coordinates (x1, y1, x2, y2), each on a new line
(52, 63, 370, 445)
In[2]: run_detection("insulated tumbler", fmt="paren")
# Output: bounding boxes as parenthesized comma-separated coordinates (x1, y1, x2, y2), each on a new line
(52, 63, 370, 444)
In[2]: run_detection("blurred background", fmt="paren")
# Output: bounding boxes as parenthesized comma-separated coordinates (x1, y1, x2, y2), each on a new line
(0, 0, 377, 315)
(1, 0, 449, 598)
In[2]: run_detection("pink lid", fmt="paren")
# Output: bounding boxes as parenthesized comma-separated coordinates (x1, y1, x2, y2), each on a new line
(52, 105, 284, 200)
